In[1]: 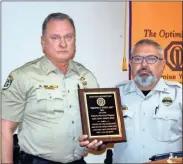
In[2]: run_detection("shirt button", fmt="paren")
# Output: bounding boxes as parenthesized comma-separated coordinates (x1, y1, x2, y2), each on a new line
(68, 90, 70, 93)
(72, 121, 74, 124)
(143, 112, 146, 115)
(69, 105, 72, 108)
(142, 145, 145, 148)
(73, 136, 75, 140)
(48, 93, 52, 99)
(142, 129, 145, 131)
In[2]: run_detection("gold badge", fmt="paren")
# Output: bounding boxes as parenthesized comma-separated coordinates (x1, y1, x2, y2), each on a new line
(80, 77, 87, 87)
(162, 97, 173, 106)
(3, 74, 14, 90)
(122, 106, 128, 110)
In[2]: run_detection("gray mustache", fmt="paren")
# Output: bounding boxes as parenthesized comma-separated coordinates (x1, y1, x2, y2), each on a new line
(136, 68, 153, 75)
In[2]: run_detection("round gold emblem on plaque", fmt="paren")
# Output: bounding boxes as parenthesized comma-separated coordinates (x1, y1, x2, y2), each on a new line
(97, 98, 106, 107)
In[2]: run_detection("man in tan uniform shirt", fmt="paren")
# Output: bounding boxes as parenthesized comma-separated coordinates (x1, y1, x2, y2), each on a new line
(2, 12, 103, 164)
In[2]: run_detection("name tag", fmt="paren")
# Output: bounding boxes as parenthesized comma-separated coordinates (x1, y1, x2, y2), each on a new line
(39, 85, 58, 90)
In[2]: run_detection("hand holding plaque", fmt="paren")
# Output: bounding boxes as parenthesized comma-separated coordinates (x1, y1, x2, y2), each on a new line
(78, 88, 126, 143)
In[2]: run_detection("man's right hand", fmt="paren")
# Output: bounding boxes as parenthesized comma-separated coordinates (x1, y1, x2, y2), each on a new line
(78, 134, 104, 150)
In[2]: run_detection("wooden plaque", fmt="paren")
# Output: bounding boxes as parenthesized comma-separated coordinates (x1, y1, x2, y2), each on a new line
(78, 88, 126, 143)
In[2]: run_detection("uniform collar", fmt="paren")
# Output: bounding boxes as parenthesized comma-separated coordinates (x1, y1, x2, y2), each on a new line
(124, 78, 170, 94)
(41, 56, 57, 74)
(68, 59, 80, 76)
(153, 78, 170, 93)
(42, 56, 80, 75)
(124, 80, 137, 94)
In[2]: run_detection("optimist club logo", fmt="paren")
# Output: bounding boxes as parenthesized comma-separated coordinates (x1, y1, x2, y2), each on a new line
(97, 97, 106, 107)
(164, 41, 183, 71)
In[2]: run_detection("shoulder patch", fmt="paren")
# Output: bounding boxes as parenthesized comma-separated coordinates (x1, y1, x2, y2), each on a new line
(3, 74, 14, 90)
(164, 80, 182, 88)
(116, 80, 132, 88)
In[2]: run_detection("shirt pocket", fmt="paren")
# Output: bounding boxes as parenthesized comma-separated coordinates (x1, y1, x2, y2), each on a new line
(152, 110, 181, 142)
(123, 110, 135, 140)
(36, 88, 65, 118)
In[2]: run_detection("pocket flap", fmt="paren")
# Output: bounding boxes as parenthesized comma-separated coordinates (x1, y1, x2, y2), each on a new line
(36, 88, 47, 100)
(51, 90, 64, 99)
(153, 111, 179, 120)
(36, 88, 63, 100)
(122, 110, 135, 118)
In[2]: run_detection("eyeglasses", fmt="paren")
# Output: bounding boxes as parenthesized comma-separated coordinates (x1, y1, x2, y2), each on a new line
(131, 55, 163, 64)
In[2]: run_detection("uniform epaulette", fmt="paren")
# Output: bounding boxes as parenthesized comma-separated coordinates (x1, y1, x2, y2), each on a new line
(73, 61, 83, 67)
(164, 80, 182, 88)
(73, 60, 89, 75)
(116, 80, 132, 88)
(13, 57, 43, 73)
(73, 61, 87, 71)
(21, 57, 42, 68)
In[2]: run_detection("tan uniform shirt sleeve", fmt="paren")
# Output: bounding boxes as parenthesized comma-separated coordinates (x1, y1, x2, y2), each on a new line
(2, 70, 27, 122)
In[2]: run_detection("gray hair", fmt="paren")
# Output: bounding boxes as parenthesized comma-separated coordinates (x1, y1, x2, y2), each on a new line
(42, 12, 75, 35)
(131, 39, 163, 58)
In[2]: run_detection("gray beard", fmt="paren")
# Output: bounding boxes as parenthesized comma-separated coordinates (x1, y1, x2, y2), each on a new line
(134, 74, 157, 88)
